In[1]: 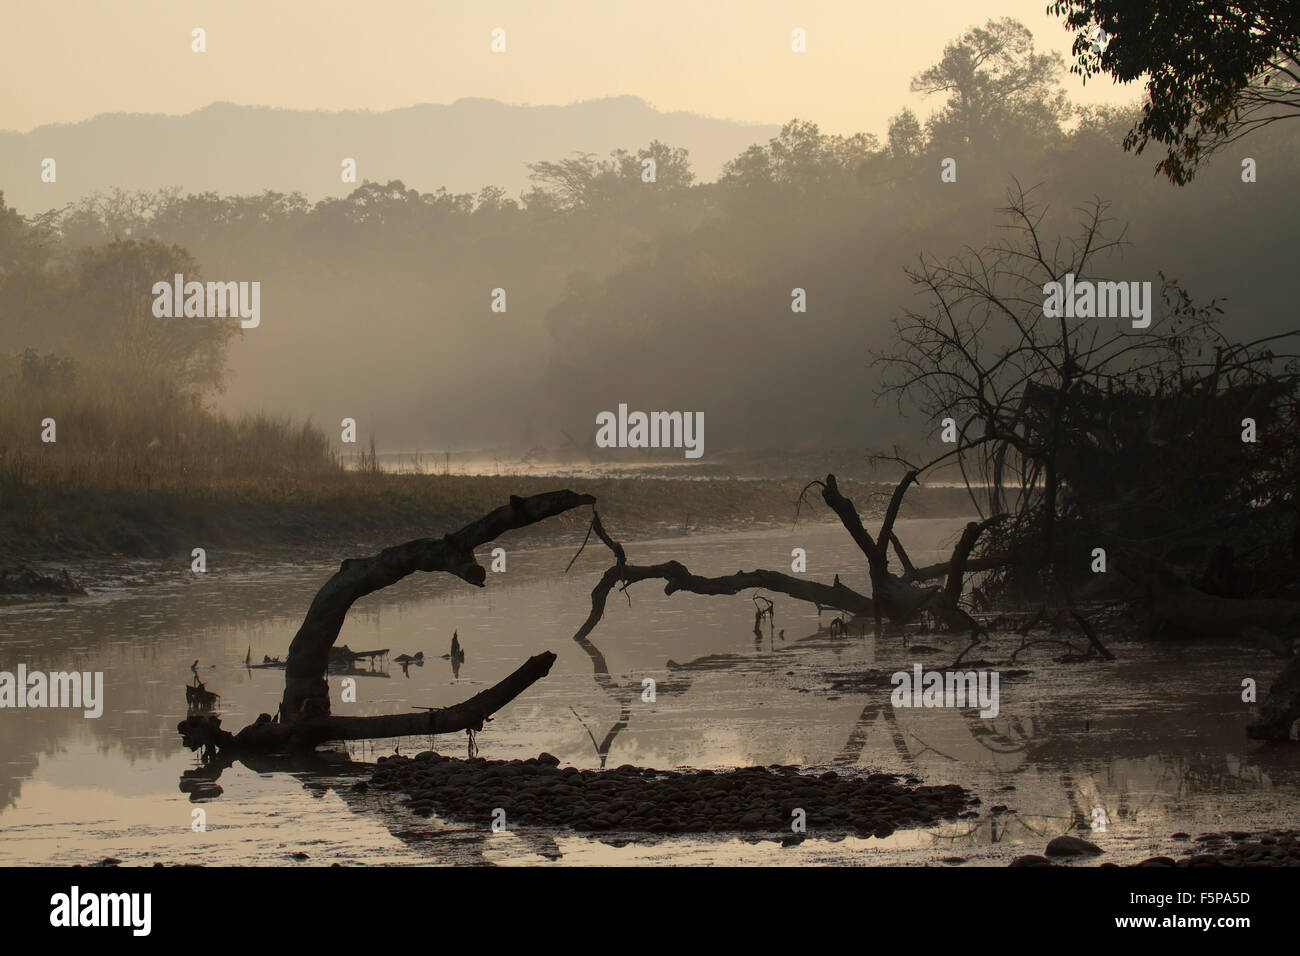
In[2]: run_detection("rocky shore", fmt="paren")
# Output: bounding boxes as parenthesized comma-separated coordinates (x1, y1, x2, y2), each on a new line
(367, 751, 975, 838)
(1011, 829, 1300, 867)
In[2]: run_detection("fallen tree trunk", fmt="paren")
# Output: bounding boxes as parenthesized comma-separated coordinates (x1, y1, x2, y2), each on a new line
(571, 560, 874, 645)
(817, 473, 888, 584)
(944, 515, 1009, 607)
(569, 472, 1015, 646)
(179, 490, 593, 756)
(180, 651, 558, 753)
(818, 473, 1006, 629)
(902, 553, 1016, 583)
(815, 473, 935, 629)
(280, 490, 593, 720)
(916, 514, 1012, 635)
(564, 473, 1019, 650)
(564, 504, 877, 645)
(230, 652, 557, 750)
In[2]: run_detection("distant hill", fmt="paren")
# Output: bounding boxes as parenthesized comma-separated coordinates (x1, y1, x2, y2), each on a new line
(0, 97, 780, 214)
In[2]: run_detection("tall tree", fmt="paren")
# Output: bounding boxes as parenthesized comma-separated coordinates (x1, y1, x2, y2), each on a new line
(886, 108, 927, 159)
(70, 239, 238, 392)
(910, 18, 1071, 149)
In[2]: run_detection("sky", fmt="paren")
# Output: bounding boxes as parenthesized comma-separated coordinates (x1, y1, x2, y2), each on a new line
(3, 0, 1139, 136)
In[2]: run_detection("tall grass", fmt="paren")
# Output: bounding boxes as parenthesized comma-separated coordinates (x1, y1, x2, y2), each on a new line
(0, 353, 975, 559)
(0, 357, 340, 498)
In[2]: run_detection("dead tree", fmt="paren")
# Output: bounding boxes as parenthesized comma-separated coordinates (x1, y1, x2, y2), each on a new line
(178, 490, 594, 754)
(568, 472, 1006, 646)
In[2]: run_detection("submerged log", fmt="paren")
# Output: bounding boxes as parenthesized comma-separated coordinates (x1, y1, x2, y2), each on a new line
(330, 646, 390, 664)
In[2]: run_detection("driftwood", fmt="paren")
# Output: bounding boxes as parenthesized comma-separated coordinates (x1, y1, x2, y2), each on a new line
(178, 490, 593, 755)
(944, 516, 1009, 607)
(330, 645, 389, 665)
(817, 473, 1010, 635)
(179, 652, 558, 753)
(902, 553, 1016, 583)
(818, 474, 1011, 634)
(816, 473, 915, 634)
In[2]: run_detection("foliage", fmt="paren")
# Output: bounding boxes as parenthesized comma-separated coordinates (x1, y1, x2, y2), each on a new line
(910, 17, 1072, 150)
(1049, 0, 1300, 183)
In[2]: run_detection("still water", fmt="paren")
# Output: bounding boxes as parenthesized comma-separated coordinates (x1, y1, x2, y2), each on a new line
(1, 518, 1296, 865)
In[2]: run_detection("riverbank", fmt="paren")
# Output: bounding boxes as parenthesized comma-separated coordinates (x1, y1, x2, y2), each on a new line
(0, 472, 974, 564)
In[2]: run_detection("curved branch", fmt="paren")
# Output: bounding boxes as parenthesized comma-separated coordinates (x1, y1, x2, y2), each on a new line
(280, 489, 595, 721)
(877, 470, 919, 556)
(572, 561, 874, 646)
(944, 514, 1009, 606)
(821, 473, 886, 577)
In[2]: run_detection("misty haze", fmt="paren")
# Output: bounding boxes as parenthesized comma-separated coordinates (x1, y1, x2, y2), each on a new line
(2, 1, 1299, 923)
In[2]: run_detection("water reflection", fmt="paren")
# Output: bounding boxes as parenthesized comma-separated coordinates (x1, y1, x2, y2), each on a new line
(0, 519, 1297, 865)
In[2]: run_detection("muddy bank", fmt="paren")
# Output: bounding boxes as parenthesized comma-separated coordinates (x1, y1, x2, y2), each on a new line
(367, 751, 976, 838)
(0, 565, 86, 597)
(0, 473, 974, 564)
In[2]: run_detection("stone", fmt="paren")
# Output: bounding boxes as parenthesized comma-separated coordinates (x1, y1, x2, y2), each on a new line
(1045, 835, 1103, 857)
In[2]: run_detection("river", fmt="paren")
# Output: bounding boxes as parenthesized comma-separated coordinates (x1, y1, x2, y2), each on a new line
(1, 518, 1295, 865)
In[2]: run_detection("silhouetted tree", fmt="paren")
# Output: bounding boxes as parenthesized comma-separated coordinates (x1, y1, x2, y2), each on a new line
(70, 239, 238, 391)
(911, 18, 1071, 150)
(1050, 0, 1300, 183)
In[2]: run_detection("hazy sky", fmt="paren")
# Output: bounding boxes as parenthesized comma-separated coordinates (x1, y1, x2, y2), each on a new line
(4, 0, 1138, 136)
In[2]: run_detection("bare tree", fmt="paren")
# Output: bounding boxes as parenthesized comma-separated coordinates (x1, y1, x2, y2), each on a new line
(870, 181, 1239, 586)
